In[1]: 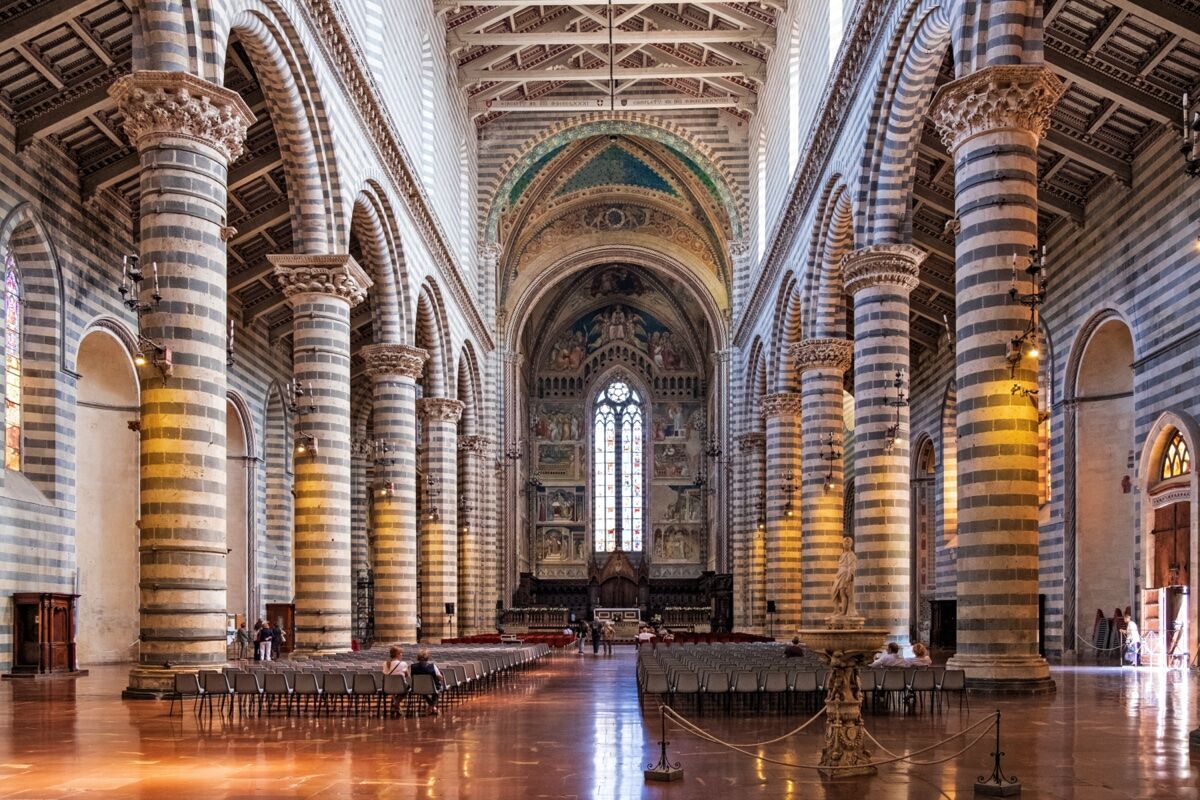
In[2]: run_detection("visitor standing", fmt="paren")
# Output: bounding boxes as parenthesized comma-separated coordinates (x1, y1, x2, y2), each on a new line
(270, 620, 284, 659)
(591, 620, 602, 655)
(234, 624, 251, 660)
(257, 621, 273, 662)
(601, 621, 615, 655)
(1124, 616, 1141, 666)
(577, 621, 588, 655)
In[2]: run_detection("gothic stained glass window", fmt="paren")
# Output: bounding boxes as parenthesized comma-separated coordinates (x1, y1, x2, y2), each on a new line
(1161, 431, 1191, 481)
(593, 380, 644, 552)
(3, 249, 20, 472)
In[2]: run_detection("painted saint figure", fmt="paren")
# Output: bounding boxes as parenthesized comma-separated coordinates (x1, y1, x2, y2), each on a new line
(831, 536, 857, 618)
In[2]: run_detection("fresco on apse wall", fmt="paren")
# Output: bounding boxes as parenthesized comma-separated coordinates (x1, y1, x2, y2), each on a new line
(653, 443, 692, 479)
(656, 485, 703, 524)
(537, 443, 578, 479)
(588, 266, 647, 297)
(543, 305, 692, 373)
(532, 403, 582, 442)
(535, 527, 587, 563)
(652, 526, 702, 563)
(537, 486, 583, 523)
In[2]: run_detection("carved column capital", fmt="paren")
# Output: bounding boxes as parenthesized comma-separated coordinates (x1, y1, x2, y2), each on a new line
(758, 391, 804, 420)
(459, 434, 492, 455)
(929, 64, 1065, 153)
(728, 238, 752, 259)
(108, 71, 255, 162)
(736, 431, 766, 452)
(478, 242, 502, 263)
(418, 397, 465, 423)
(269, 254, 373, 308)
(791, 338, 854, 373)
(360, 343, 427, 379)
(841, 244, 925, 295)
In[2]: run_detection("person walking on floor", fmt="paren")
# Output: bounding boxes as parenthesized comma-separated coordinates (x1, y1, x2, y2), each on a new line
(601, 621, 615, 656)
(234, 624, 251, 660)
(576, 621, 588, 655)
(270, 619, 284, 659)
(591, 620, 602, 655)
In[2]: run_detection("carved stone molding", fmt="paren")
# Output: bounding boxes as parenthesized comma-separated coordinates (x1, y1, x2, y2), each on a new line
(459, 434, 492, 455)
(929, 64, 1066, 153)
(108, 71, 255, 163)
(478, 242, 502, 263)
(736, 432, 766, 452)
(269, 254, 373, 308)
(759, 392, 804, 420)
(792, 338, 854, 373)
(360, 343, 427, 379)
(841, 244, 925, 295)
(418, 397, 465, 423)
(728, 238, 752, 259)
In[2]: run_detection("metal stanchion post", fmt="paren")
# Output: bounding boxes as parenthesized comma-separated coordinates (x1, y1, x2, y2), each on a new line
(644, 704, 684, 782)
(974, 710, 1021, 796)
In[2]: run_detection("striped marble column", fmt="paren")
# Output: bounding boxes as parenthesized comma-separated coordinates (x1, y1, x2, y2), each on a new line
(760, 393, 804, 638)
(735, 431, 766, 632)
(794, 338, 854, 626)
(458, 434, 490, 635)
(271, 254, 372, 654)
(844, 244, 924, 643)
(418, 398, 463, 641)
(360, 343, 426, 644)
(109, 72, 253, 696)
(931, 65, 1062, 691)
(350, 452, 370, 582)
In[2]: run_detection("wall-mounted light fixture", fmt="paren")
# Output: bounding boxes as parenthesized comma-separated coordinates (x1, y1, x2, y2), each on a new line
(424, 474, 442, 522)
(822, 432, 842, 493)
(118, 255, 173, 377)
(885, 369, 908, 454)
(755, 489, 766, 531)
(294, 433, 318, 458)
(781, 472, 797, 518)
(373, 480, 395, 500)
(353, 437, 395, 466)
(1007, 245, 1047, 396)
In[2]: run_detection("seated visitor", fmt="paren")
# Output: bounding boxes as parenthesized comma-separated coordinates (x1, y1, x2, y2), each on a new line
(784, 636, 805, 658)
(869, 642, 905, 668)
(660, 627, 674, 642)
(410, 648, 445, 716)
(383, 645, 410, 680)
(906, 642, 932, 666)
(636, 628, 656, 649)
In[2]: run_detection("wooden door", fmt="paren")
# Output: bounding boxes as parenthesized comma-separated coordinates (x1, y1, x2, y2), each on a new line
(1153, 502, 1191, 588)
(265, 602, 296, 654)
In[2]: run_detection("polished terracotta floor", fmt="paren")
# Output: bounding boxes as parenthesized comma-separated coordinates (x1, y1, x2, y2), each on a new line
(0, 651, 1197, 799)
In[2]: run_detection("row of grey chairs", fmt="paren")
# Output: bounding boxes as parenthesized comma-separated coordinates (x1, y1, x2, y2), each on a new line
(169, 644, 550, 718)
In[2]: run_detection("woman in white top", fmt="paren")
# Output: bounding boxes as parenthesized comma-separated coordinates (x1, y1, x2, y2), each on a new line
(383, 645, 410, 680)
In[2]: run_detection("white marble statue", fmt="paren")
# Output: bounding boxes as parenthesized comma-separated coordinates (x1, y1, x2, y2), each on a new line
(831, 536, 857, 618)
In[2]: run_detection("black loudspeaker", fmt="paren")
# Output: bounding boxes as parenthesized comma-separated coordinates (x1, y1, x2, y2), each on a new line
(766, 600, 777, 614)
(496, 600, 504, 611)
(445, 602, 456, 616)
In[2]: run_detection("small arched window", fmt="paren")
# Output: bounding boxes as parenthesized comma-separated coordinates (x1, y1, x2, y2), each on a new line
(4, 247, 21, 471)
(1161, 430, 1191, 481)
(592, 380, 644, 552)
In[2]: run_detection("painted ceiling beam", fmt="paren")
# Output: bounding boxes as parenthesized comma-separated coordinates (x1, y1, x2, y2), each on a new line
(1101, 0, 1200, 44)
(438, 0, 781, 7)
(1044, 46, 1176, 124)
(461, 63, 763, 84)
(469, 93, 747, 114)
(450, 27, 771, 48)
(0, 0, 107, 53)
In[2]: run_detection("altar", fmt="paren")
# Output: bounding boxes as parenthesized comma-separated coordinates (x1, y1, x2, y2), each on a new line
(594, 607, 642, 640)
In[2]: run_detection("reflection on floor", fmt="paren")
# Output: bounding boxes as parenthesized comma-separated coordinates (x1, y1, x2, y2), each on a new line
(0, 651, 1196, 798)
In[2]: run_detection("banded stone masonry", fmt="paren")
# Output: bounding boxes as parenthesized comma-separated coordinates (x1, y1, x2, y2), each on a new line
(930, 64, 1063, 692)
(794, 338, 854, 626)
(109, 71, 254, 696)
(360, 343, 427, 644)
(272, 254, 373, 653)
(843, 244, 924, 642)
(760, 392, 804, 637)
(418, 397, 464, 641)
(458, 434, 491, 635)
(735, 431, 766, 632)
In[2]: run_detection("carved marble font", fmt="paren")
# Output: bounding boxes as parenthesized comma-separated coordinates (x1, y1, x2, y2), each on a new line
(360, 343, 428, 380)
(819, 648, 875, 777)
(929, 64, 1066, 154)
(108, 71, 255, 163)
(841, 244, 926, 295)
(269, 255, 373, 308)
(830, 536, 858, 621)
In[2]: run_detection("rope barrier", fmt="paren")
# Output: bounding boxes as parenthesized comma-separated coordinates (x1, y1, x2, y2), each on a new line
(1074, 633, 1125, 652)
(653, 704, 825, 747)
(661, 705, 1000, 772)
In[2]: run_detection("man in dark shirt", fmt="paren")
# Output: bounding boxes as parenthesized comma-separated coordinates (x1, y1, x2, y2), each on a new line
(784, 636, 805, 658)
(269, 621, 283, 659)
